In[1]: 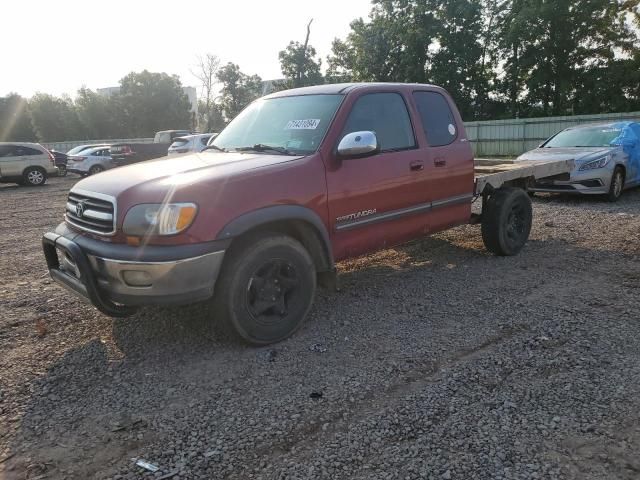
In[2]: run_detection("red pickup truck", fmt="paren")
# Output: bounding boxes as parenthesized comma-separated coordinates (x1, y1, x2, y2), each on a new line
(43, 83, 572, 345)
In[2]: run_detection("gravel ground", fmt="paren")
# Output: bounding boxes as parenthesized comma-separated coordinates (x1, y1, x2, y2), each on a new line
(1, 176, 639, 480)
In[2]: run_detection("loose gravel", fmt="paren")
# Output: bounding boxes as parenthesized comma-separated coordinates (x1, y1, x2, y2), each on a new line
(1, 176, 639, 480)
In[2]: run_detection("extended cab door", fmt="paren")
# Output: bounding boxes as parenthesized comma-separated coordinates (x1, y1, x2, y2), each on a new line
(324, 90, 432, 260)
(411, 90, 474, 232)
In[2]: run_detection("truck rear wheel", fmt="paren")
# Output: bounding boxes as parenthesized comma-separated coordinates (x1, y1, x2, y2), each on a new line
(481, 187, 532, 256)
(213, 233, 317, 345)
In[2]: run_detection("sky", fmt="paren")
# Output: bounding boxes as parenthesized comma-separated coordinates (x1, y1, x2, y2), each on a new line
(1, 0, 373, 98)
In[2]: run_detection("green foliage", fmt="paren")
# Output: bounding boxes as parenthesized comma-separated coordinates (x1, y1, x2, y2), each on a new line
(0, 94, 36, 142)
(28, 93, 82, 142)
(278, 41, 324, 89)
(330, 0, 640, 119)
(497, 0, 639, 117)
(216, 63, 262, 121)
(75, 87, 124, 139)
(118, 70, 193, 137)
(197, 99, 226, 132)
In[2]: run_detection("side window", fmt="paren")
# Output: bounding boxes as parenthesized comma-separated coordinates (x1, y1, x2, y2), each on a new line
(342, 93, 415, 151)
(201, 137, 210, 146)
(156, 133, 171, 143)
(413, 92, 457, 147)
(0, 145, 16, 157)
(15, 146, 43, 156)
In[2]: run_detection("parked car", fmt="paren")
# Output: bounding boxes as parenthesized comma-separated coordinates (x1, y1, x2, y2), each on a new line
(168, 134, 218, 156)
(66, 144, 110, 156)
(518, 122, 640, 201)
(0, 142, 58, 186)
(42, 83, 573, 345)
(67, 146, 114, 176)
(110, 130, 192, 166)
(49, 150, 68, 176)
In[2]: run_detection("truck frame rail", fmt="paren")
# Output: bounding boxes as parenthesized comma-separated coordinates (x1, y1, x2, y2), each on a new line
(474, 158, 575, 195)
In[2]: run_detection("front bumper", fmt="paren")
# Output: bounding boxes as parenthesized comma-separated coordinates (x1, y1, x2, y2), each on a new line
(67, 162, 88, 174)
(42, 224, 228, 316)
(530, 169, 611, 195)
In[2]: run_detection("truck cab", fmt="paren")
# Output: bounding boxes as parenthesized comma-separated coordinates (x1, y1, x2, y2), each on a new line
(43, 83, 552, 345)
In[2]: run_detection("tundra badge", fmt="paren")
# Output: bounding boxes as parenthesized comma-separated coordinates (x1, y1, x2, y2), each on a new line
(336, 209, 377, 224)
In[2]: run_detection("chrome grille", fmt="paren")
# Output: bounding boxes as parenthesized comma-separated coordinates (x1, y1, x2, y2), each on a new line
(65, 190, 116, 235)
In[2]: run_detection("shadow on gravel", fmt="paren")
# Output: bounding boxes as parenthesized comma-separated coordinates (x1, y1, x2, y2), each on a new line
(4, 339, 114, 479)
(111, 301, 222, 359)
(337, 235, 485, 281)
(533, 185, 640, 212)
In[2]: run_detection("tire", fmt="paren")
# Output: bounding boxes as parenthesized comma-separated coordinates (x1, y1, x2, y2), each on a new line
(481, 187, 533, 256)
(89, 165, 105, 175)
(23, 167, 47, 186)
(607, 167, 624, 202)
(57, 165, 67, 177)
(213, 233, 317, 345)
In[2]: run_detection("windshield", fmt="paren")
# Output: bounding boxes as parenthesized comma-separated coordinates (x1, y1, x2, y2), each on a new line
(212, 94, 344, 154)
(544, 125, 621, 148)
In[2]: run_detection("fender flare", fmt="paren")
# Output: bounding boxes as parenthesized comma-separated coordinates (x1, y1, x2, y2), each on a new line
(216, 205, 334, 269)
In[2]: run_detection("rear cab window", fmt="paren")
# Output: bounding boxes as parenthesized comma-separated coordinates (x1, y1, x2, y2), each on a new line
(413, 91, 458, 147)
(341, 92, 416, 151)
(154, 132, 171, 143)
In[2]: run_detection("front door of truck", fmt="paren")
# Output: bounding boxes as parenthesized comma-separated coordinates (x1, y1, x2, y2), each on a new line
(324, 91, 432, 260)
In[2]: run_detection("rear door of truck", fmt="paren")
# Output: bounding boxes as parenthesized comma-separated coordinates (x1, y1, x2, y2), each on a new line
(410, 89, 474, 232)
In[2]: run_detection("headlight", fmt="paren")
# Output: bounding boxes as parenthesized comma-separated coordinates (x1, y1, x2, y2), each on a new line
(579, 155, 611, 171)
(123, 203, 197, 236)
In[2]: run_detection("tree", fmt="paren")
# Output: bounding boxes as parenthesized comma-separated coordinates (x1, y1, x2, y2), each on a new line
(28, 93, 82, 142)
(278, 19, 324, 89)
(327, 1, 433, 83)
(0, 94, 36, 142)
(197, 99, 226, 132)
(426, 0, 493, 119)
(192, 54, 222, 132)
(330, 0, 640, 119)
(216, 63, 262, 121)
(118, 70, 192, 137)
(497, 0, 639, 117)
(75, 87, 124, 139)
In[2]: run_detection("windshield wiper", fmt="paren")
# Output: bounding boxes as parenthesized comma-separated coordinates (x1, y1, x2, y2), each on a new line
(234, 144, 296, 155)
(202, 144, 226, 152)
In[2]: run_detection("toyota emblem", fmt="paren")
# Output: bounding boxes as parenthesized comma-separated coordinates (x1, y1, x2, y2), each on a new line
(75, 202, 85, 218)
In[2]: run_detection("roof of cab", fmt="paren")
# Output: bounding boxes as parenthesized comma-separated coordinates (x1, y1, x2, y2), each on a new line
(263, 82, 443, 99)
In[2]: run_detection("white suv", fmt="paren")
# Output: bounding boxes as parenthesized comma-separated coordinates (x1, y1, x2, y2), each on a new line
(0, 142, 58, 186)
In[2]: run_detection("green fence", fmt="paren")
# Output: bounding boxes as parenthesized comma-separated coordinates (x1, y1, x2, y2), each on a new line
(464, 111, 640, 157)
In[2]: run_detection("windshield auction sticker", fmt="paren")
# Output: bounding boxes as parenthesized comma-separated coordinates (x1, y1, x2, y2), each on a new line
(285, 119, 321, 130)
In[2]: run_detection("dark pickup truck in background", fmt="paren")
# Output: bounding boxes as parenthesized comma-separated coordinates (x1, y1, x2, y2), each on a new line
(110, 130, 191, 166)
(43, 83, 573, 346)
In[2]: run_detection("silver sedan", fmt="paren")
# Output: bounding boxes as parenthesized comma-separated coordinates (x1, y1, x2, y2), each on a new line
(518, 122, 640, 201)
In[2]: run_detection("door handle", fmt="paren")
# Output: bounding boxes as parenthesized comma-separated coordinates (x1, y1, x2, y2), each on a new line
(434, 157, 446, 167)
(410, 161, 424, 171)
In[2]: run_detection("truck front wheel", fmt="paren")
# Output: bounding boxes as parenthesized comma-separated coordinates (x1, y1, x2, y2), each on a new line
(213, 233, 317, 345)
(481, 187, 532, 256)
